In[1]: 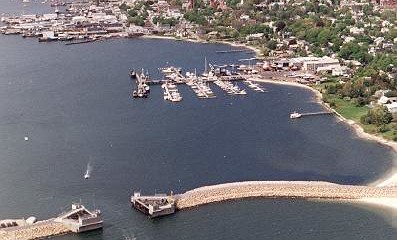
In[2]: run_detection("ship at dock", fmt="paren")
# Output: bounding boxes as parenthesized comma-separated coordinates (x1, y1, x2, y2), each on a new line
(131, 192, 176, 218)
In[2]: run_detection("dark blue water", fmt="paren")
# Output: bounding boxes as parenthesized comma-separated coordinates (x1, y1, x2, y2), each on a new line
(0, 0, 51, 15)
(0, 1, 396, 239)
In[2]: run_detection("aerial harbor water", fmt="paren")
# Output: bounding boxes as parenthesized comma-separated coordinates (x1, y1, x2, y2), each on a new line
(0, 1, 396, 240)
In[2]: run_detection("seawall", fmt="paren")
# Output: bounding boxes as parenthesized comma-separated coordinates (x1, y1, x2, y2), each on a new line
(175, 181, 397, 209)
(0, 219, 71, 240)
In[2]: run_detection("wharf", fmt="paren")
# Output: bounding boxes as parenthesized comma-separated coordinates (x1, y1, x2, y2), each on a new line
(65, 39, 96, 46)
(301, 112, 333, 117)
(130, 65, 268, 102)
(290, 111, 333, 119)
(132, 70, 150, 98)
(131, 192, 176, 218)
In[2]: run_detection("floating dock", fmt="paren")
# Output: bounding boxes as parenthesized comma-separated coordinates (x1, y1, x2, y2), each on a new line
(213, 80, 247, 95)
(131, 192, 176, 218)
(243, 80, 267, 92)
(0, 204, 102, 240)
(186, 79, 216, 99)
(162, 82, 182, 102)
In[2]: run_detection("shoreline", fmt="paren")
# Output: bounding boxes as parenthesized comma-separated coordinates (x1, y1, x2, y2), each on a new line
(121, 34, 397, 212)
(142, 34, 397, 191)
(253, 78, 397, 187)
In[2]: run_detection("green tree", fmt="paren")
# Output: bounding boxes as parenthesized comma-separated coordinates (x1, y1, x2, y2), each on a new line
(361, 106, 393, 127)
(266, 40, 277, 50)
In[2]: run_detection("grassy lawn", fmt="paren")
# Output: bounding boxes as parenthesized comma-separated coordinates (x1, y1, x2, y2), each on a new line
(314, 84, 397, 142)
(331, 97, 369, 122)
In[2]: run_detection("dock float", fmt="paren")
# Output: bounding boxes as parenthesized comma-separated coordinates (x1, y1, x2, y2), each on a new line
(162, 82, 182, 102)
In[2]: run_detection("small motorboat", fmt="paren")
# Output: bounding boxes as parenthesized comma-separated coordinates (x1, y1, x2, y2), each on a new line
(290, 112, 302, 119)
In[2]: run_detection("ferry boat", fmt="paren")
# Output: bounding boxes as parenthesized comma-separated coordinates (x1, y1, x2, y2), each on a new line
(290, 112, 302, 119)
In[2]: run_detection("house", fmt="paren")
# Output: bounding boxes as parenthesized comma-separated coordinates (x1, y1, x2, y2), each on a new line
(300, 56, 340, 72)
(378, 91, 397, 105)
(349, 27, 365, 35)
(386, 102, 397, 113)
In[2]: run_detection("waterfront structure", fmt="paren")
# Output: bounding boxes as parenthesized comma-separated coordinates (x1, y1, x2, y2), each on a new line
(131, 192, 176, 217)
(175, 181, 397, 209)
(0, 204, 102, 240)
(130, 181, 397, 218)
(55, 203, 103, 233)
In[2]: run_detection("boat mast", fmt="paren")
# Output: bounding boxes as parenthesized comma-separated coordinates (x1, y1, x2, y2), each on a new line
(204, 57, 207, 74)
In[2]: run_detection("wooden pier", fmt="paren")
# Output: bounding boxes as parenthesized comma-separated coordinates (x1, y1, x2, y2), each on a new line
(216, 49, 249, 54)
(300, 111, 333, 117)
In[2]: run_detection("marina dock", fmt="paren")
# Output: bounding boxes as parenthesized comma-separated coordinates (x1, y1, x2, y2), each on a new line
(130, 65, 266, 102)
(186, 78, 216, 99)
(213, 80, 247, 95)
(131, 70, 150, 98)
(162, 82, 182, 102)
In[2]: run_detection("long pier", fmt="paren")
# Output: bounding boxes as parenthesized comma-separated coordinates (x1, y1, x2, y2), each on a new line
(300, 111, 333, 117)
(173, 181, 397, 210)
(216, 49, 249, 54)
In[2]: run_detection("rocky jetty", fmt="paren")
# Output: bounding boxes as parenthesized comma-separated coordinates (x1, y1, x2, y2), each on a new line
(175, 181, 397, 209)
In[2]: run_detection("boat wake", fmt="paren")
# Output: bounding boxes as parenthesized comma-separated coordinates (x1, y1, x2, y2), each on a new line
(84, 162, 93, 179)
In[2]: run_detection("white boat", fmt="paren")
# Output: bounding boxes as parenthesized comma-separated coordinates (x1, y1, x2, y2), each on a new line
(84, 162, 92, 179)
(290, 112, 302, 119)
